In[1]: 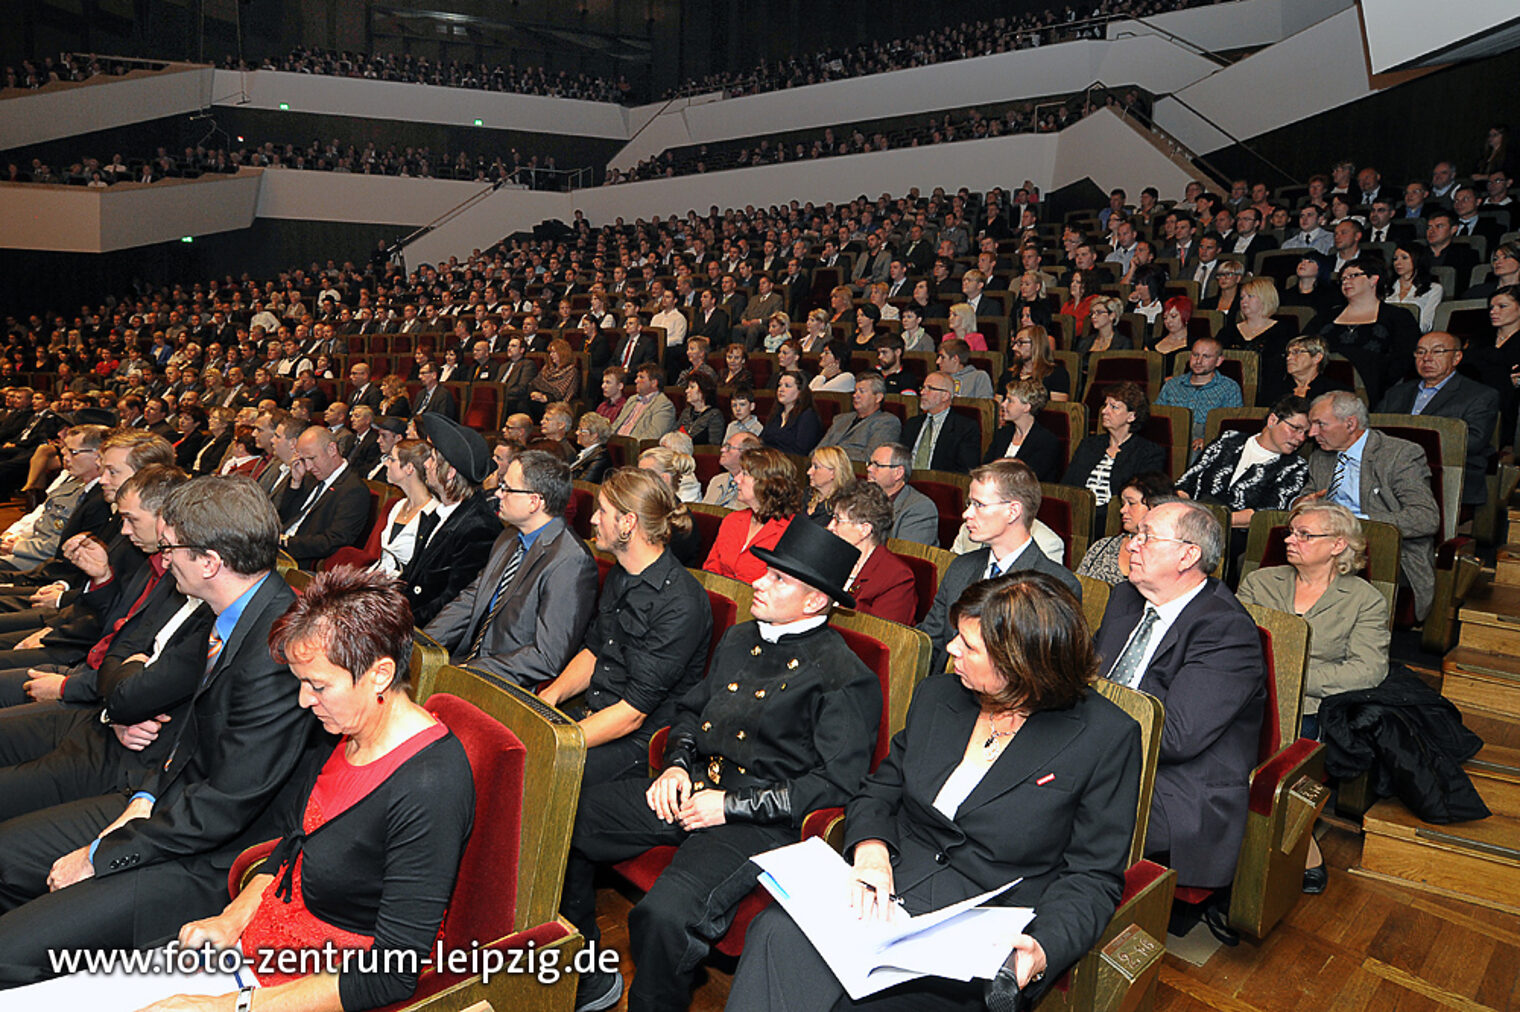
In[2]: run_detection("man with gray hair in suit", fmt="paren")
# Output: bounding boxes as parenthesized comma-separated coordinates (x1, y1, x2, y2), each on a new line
(1299, 390, 1441, 619)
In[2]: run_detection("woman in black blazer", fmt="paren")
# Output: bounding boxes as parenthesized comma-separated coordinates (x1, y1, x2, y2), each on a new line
(727, 572, 1141, 1012)
(1061, 381, 1168, 532)
(984, 378, 1063, 482)
(569, 411, 614, 484)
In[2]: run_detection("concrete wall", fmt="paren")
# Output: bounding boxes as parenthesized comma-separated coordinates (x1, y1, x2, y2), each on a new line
(1150, 6, 1426, 156)
(0, 169, 261, 253)
(0, 66, 214, 150)
(1358, 0, 1520, 73)
(254, 169, 499, 227)
(210, 69, 630, 139)
(607, 36, 1219, 172)
(1105, 0, 1347, 50)
(0, 104, 1201, 260)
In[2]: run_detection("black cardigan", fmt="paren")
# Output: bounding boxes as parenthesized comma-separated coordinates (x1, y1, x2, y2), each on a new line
(266, 732, 475, 1010)
(1061, 433, 1168, 492)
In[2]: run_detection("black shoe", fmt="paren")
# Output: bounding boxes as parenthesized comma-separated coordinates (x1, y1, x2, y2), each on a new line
(1200, 903, 1240, 947)
(1302, 864, 1328, 894)
(575, 968, 624, 1012)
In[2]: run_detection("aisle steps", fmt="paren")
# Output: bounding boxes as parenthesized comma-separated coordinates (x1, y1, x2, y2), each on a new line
(1355, 738, 1520, 914)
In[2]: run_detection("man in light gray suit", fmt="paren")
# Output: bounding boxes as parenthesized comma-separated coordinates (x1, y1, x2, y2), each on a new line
(424, 450, 597, 689)
(918, 459, 1081, 673)
(816, 373, 902, 462)
(868, 443, 940, 547)
(610, 362, 676, 442)
(1300, 391, 1441, 619)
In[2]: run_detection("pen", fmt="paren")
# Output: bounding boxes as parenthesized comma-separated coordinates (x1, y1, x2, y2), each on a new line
(856, 880, 905, 905)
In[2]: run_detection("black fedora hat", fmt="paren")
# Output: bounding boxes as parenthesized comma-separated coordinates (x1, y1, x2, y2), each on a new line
(417, 413, 491, 484)
(750, 520, 857, 609)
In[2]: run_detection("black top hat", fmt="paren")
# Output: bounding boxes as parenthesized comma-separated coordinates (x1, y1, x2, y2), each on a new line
(750, 520, 858, 609)
(373, 415, 409, 436)
(71, 407, 119, 427)
(417, 412, 491, 484)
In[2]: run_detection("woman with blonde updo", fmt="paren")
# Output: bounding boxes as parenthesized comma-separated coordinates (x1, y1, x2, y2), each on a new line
(539, 467, 715, 783)
(640, 445, 700, 503)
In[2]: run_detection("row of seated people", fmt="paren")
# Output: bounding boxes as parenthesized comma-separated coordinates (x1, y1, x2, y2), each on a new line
(0, 332, 1422, 1008)
(4, 137, 582, 189)
(0, 426, 589, 1008)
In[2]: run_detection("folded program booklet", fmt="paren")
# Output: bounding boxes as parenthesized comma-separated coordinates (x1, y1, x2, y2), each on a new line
(752, 836, 1034, 1000)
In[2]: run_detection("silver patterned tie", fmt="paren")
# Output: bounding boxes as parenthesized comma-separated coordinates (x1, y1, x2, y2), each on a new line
(1108, 606, 1160, 689)
(465, 540, 526, 661)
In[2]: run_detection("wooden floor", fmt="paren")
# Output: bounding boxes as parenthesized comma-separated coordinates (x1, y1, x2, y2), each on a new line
(591, 819, 1520, 1011)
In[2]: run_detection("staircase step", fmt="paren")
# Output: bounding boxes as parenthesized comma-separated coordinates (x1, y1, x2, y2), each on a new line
(1359, 800, 1520, 915)
(1466, 743, 1520, 819)
(1442, 648, 1520, 721)
(1456, 582, 1520, 654)
(1495, 548, 1520, 586)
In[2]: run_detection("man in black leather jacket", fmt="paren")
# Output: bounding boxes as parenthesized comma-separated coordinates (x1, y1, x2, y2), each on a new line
(560, 521, 882, 1012)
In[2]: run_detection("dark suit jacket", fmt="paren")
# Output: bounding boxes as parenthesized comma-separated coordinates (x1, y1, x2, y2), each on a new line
(1093, 579, 1265, 887)
(424, 517, 597, 688)
(93, 576, 317, 899)
(190, 432, 232, 476)
(569, 445, 613, 484)
(277, 464, 371, 569)
(611, 333, 659, 373)
(411, 383, 458, 422)
(1427, 242, 1480, 290)
(498, 358, 539, 408)
(691, 307, 731, 341)
(1376, 372, 1498, 505)
(919, 542, 1081, 674)
(900, 410, 981, 474)
(346, 383, 383, 411)
(31, 527, 146, 654)
(843, 673, 1140, 987)
(401, 490, 503, 628)
(1232, 233, 1278, 265)
(984, 421, 1062, 482)
(346, 429, 382, 477)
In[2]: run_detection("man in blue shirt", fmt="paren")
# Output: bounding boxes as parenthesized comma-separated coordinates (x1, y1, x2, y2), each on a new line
(1156, 337, 1244, 453)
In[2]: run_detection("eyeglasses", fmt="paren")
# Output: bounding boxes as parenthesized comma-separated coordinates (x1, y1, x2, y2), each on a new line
(159, 542, 211, 554)
(1341, 271, 1367, 281)
(1130, 530, 1194, 548)
(1415, 347, 1458, 358)
(498, 486, 538, 496)
(921, 384, 955, 395)
(62, 446, 96, 457)
(1285, 528, 1336, 541)
(966, 498, 1013, 511)
(865, 460, 902, 470)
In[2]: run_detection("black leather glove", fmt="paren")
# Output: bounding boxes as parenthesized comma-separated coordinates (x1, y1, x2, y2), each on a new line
(984, 951, 1036, 1012)
(662, 728, 698, 774)
(722, 784, 791, 824)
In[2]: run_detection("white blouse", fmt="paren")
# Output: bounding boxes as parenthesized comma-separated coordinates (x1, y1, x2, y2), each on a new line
(374, 497, 434, 577)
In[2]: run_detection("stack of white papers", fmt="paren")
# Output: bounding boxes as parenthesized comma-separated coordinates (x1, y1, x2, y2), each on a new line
(752, 836, 1034, 999)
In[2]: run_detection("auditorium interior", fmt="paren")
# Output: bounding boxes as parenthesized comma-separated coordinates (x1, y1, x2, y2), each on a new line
(2, 0, 1520, 1010)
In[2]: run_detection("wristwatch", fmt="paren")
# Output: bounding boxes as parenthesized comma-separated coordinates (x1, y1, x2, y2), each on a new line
(236, 985, 255, 1012)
